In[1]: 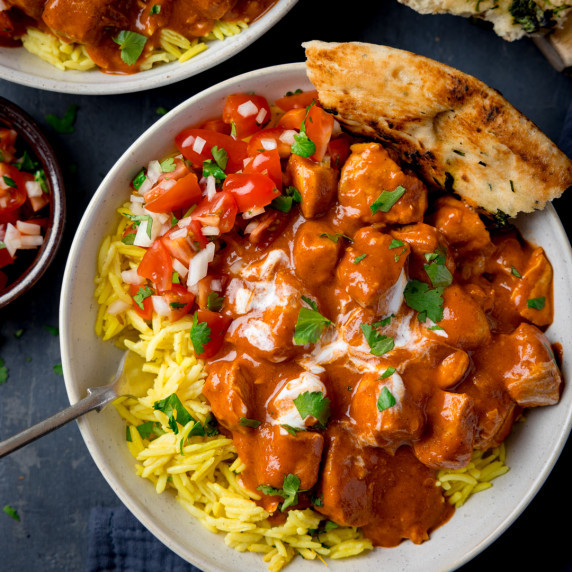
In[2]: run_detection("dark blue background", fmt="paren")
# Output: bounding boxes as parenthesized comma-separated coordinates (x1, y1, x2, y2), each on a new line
(0, 1, 571, 570)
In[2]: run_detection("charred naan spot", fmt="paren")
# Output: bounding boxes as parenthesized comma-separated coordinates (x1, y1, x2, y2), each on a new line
(444, 172, 455, 192)
(484, 106, 500, 123)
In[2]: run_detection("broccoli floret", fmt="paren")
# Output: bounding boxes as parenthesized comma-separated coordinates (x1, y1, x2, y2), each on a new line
(509, 0, 556, 33)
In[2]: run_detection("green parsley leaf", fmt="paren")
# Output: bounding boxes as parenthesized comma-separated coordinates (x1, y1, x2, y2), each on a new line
(324, 521, 339, 531)
(53, 364, 63, 375)
(353, 253, 367, 264)
(281, 473, 302, 511)
(293, 391, 331, 426)
(172, 271, 180, 284)
(301, 295, 318, 311)
(202, 159, 226, 182)
(132, 169, 146, 190)
(136, 421, 165, 440)
(35, 169, 49, 193)
(239, 417, 262, 428)
(160, 157, 176, 173)
(156, 106, 167, 116)
(150, 4, 161, 14)
(291, 104, 316, 157)
(377, 387, 396, 412)
(527, 297, 546, 310)
(3, 505, 19, 521)
(389, 239, 404, 249)
(257, 484, 282, 496)
(511, 266, 522, 278)
(280, 424, 305, 436)
(211, 146, 229, 171)
(169, 302, 187, 310)
(270, 186, 302, 213)
(121, 230, 136, 245)
(43, 325, 59, 336)
(360, 324, 394, 356)
(46, 104, 78, 133)
(153, 392, 194, 435)
(190, 312, 211, 355)
(403, 279, 444, 323)
(203, 413, 220, 437)
(0, 358, 8, 385)
(379, 367, 396, 379)
(0, 241, 5, 249)
(16, 150, 38, 172)
(132, 285, 154, 310)
(124, 213, 153, 238)
(424, 262, 453, 288)
(126, 426, 132, 442)
(113, 30, 147, 66)
(370, 185, 407, 215)
(319, 232, 352, 243)
(428, 324, 444, 331)
(230, 122, 237, 138)
(207, 291, 224, 312)
(293, 306, 331, 345)
(2, 175, 16, 188)
(372, 314, 394, 328)
(312, 493, 323, 507)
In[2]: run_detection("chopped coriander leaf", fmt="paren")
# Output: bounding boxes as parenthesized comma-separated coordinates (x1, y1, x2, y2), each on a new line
(0, 241, 5, 249)
(373, 314, 394, 328)
(133, 285, 154, 310)
(389, 239, 404, 249)
(319, 232, 352, 243)
(424, 262, 453, 288)
(156, 106, 167, 115)
(190, 312, 211, 354)
(425, 246, 447, 265)
(230, 122, 237, 138)
(132, 169, 146, 190)
(203, 413, 220, 437)
(150, 4, 161, 14)
(169, 302, 187, 309)
(293, 391, 331, 426)
(207, 291, 224, 312)
(293, 306, 331, 345)
(424, 252, 439, 262)
(124, 213, 153, 238)
(46, 104, 77, 133)
(239, 417, 262, 428)
(379, 367, 396, 379)
(2, 175, 16, 188)
(35, 169, 49, 193)
(0, 358, 7, 385)
(301, 295, 318, 311)
(377, 387, 396, 412)
(136, 421, 165, 440)
(257, 473, 304, 512)
(527, 297, 546, 310)
(312, 493, 323, 507)
(403, 279, 444, 323)
(43, 325, 59, 336)
(53, 364, 63, 375)
(428, 324, 444, 331)
(121, 231, 136, 245)
(370, 185, 407, 214)
(16, 150, 38, 172)
(360, 324, 394, 356)
(171, 214, 179, 227)
(353, 253, 367, 264)
(324, 521, 339, 531)
(271, 186, 302, 213)
(126, 426, 132, 442)
(211, 146, 228, 171)
(257, 484, 282, 496)
(511, 266, 522, 278)
(202, 159, 226, 182)
(281, 424, 305, 435)
(113, 30, 147, 65)
(153, 392, 194, 435)
(291, 104, 316, 158)
(160, 157, 176, 172)
(3, 505, 19, 521)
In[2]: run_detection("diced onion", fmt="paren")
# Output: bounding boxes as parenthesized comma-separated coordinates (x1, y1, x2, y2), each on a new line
(160, 178, 176, 191)
(256, 108, 268, 124)
(205, 175, 216, 201)
(25, 180, 43, 198)
(242, 207, 265, 220)
(133, 220, 153, 247)
(279, 130, 297, 145)
(237, 100, 258, 117)
(172, 258, 188, 279)
(121, 269, 145, 285)
(130, 194, 145, 203)
(4, 223, 21, 257)
(243, 157, 253, 168)
(19, 235, 43, 249)
(260, 138, 277, 151)
(211, 279, 222, 291)
(107, 299, 131, 315)
(187, 242, 215, 288)
(168, 227, 188, 240)
(192, 136, 206, 154)
(0, 1, 8, 10)
(152, 295, 171, 316)
(146, 160, 162, 185)
(201, 226, 220, 236)
(244, 221, 260, 234)
(332, 119, 342, 137)
(177, 216, 192, 228)
(16, 221, 41, 235)
(138, 178, 153, 195)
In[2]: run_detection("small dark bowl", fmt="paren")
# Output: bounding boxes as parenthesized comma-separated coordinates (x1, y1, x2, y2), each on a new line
(0, 96, 65, 309)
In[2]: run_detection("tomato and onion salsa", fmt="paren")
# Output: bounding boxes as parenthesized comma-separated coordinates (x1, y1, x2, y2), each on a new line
(0, 126, 51, 293)
(117, 89, 561, 546)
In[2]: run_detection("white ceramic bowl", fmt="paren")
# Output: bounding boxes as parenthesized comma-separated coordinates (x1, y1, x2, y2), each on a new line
(59, 62, 572, 572)
(0, 0, 297, 95)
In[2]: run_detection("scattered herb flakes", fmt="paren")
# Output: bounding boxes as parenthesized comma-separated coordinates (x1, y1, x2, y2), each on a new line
(126, 426, 132, 442)
(113, 30, 147, 65)
(124, 213, 153, 238)
(156, 106, 167, 115)
(46, 104, 78, 134)
(377, 387, 396, 412)
(379, 367, 396, 379)
(2, 175, 16, 188)
(453, 149, 465, 156)
(3, 505, 19, 521)
(370, 185, 407, 215)
(428, 324, 444, 331)
(211, 146, 229, 171)
(319, 232, 352, 243)
(389, 239, 404, 249)
(132, 285, 154, 310)
(353, 253, 367, 264)
(511, 266, 522, 278)
(293, 391, 331, 427)
(403, 279, 444, 323)
(311, 493, 323, 507)
(150, 4, 161, 14)
(257, 473, 303, 512)
(0, 358, 8, 385)
(360, 323, 394, 356)
(324, 520, 339, 531)
(293, 302, 331, 345)
(16, 150, 38, 172)
(172, 271, 180, 284)
(424, 262, 453, 289)
(53, 364, 63, 375)
(190, 312, 211, 355)
(153, 392, 194, 435)
(207, 291, 224, 312)
(136, 421, 165, 440)
(132, 169, 147, 190)
(239, 417, 262, 429)
(527, 297, 546, 310)
(271, 186, 301, 213)
(291, 104, 316, 158)
(43, 325, 59, 336)
(169, 302, 186, 310)
(160, 157, 176, 173)
(281, 424, 305, 435)
(373, 314, 394, 328)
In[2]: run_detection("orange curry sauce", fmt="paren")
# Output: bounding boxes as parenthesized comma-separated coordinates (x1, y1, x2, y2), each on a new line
(201, 140, 562, 546)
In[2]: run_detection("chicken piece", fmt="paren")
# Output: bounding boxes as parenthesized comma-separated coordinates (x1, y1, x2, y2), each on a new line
(6, 0, 46, 19)
(254, 424, 324, 491)
(192, 0, 237, 19)
(202, 361, 253, 433)
(413, 390, 476, 470)
(336, 226, 409, 314)
(285, 154, 338, 218)
(42, 0, 134, 44)
(510, 247, 553, 327)
(293, 221, 342, 286)
(338, 142, 427, 225)
(436, 284, 491, 350)
(350, 371, 425, 450)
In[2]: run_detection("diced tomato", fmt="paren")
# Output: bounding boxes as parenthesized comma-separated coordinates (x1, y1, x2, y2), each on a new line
(192, 190, 238, 234)
(200, 118, 231, 135)
(0, 245, 14, 269)
(144, 171, 202, 214)
(154, 157, 190, 186)
(0, 270, 7, 291)
(175, 128, 248, 173)
(161, 284, 195, 322)
(0, 163, 28, 221)
(222, 93, 271, 139)
(223, 173, 279, 213)
(278, 105, 334, 162)
(197, 273, 227, 310)
(243, 149, 282, 190)
(137, 239, 173, 293)
(0, 129, 17, 163)
(247, 127, 292, 159)
(275, 90, 319, 111)
(247, 210, 290, 249)
(161, 225, 195, 266)
(193, 309, 232, 358)
(130, 283, 154, 321)
(327, 134, 352, 169)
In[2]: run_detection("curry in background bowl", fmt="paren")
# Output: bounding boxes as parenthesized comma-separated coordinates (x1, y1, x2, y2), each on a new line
(0, 96, 65, 308)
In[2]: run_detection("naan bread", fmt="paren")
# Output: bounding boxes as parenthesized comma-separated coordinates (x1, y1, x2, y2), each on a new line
(304, 40, 572, 218)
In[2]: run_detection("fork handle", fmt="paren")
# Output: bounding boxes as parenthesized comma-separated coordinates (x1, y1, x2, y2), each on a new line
(0, 386, 114, 459)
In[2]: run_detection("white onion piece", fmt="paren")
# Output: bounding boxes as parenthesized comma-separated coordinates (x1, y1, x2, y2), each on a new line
(25, 180, 42, 198)
(159, 178, 176, 191)
(210, 279, 222, 291)
(172, 258, 188, 279)
(0, 1, 8, 11)
(130, 201, 146, 216)
(146, 160, 162, 185)
(243, 157, 253, 168)
(181, 135, 194, 148)
(169, 227, 188, 240)
(279, 130, 297, 145)
(260, 138, 277, 150)
(133, 220, 153, 247)
(107, 299, 131, 315)
(187, 241, 215, 288)
(237, 100, 258, 117)
(130, 194, 145, 203)
(121, 269, 145, 285)
(201, 226, 220, 236)
(152, 296, 171, 316)
(16, 221, 41, 235)
(192, 136, 206, 154)
(138, 177, 153, 195)
(4, 223, 21, 257)
(242, 207, 265, 220)
(256, 107, 268, 124)
(177, 216, 192, 228)
(206, 175, 216, 201)
(244, 221, 259, 234)
(19, 235, 43, 249)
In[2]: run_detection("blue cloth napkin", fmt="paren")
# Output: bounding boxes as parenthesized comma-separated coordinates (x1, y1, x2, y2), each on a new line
(87, 506, 201, 572)
(559, 102, 572, 158)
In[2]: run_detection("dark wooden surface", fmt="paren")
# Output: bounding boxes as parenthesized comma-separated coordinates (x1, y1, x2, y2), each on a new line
(0, 1, 571, 570)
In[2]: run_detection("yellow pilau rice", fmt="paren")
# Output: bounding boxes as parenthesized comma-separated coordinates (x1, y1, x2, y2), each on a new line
(21, 22, 248, 73)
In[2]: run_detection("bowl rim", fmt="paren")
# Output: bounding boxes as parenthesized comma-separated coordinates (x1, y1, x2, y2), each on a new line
(59, 61, 572, 572)
(0, 0, 299, 95)
(0, 96, 66, 309)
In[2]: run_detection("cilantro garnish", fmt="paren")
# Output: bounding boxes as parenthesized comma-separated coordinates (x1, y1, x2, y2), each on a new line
(133, 285, 154, 310)
(46, 104, 77, 134)
(353, 253, 367, 264)
(293, 391, 331, 427)
(169, 302, 187, 310)
(190, 312, 211, 355)
(372, 314, 394, 328)
(271, 186, 302, 213)
(153, 392, 194, 435)
(360, 324, 394, 356)
(511, 266, 522, 278)
(53, 364, 63, 376)
(122, 229, 136, 245)
(324, 520, 339, 531)
(16, 150, 38, 172)
(389, 239, 404, 249)
(211, 146, 228, 171)
(377, 387, 396, 412)
(319, 232, 352, 243)
(126, 426, 132, 442)
(291, 104, 316, 158)
(379, 367, 396, 379)
(312, 493, 323, 507)
(43, 325, 59, 336)
(132, 169, 146, 190)
(239, 417, 261, 428)
(207, 291, 224, 312)
(370, 185, 407, 215)
(150, 4, 161, 14)
(136, 421, 166, 440)
(160, 157, 176, 173)
(2, 175, 16, 188)
(35, 169, 49, 193)
(172, 271, 180, 284)
(3, 505, 19, 521)
(124, 213, 153, 238)
(257, 473, 303, 512)
(403, 279, 444, 323)
(293, 298, 331, 345)
(527, 297, 546, 310)
(202, 159, 226, 182)
(113, 30, 147, 65)
(0, 358, 8, 385)
(281, 424, 305, 435)
(230, 122, 237, 138)
(424, 253, 453, 288)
